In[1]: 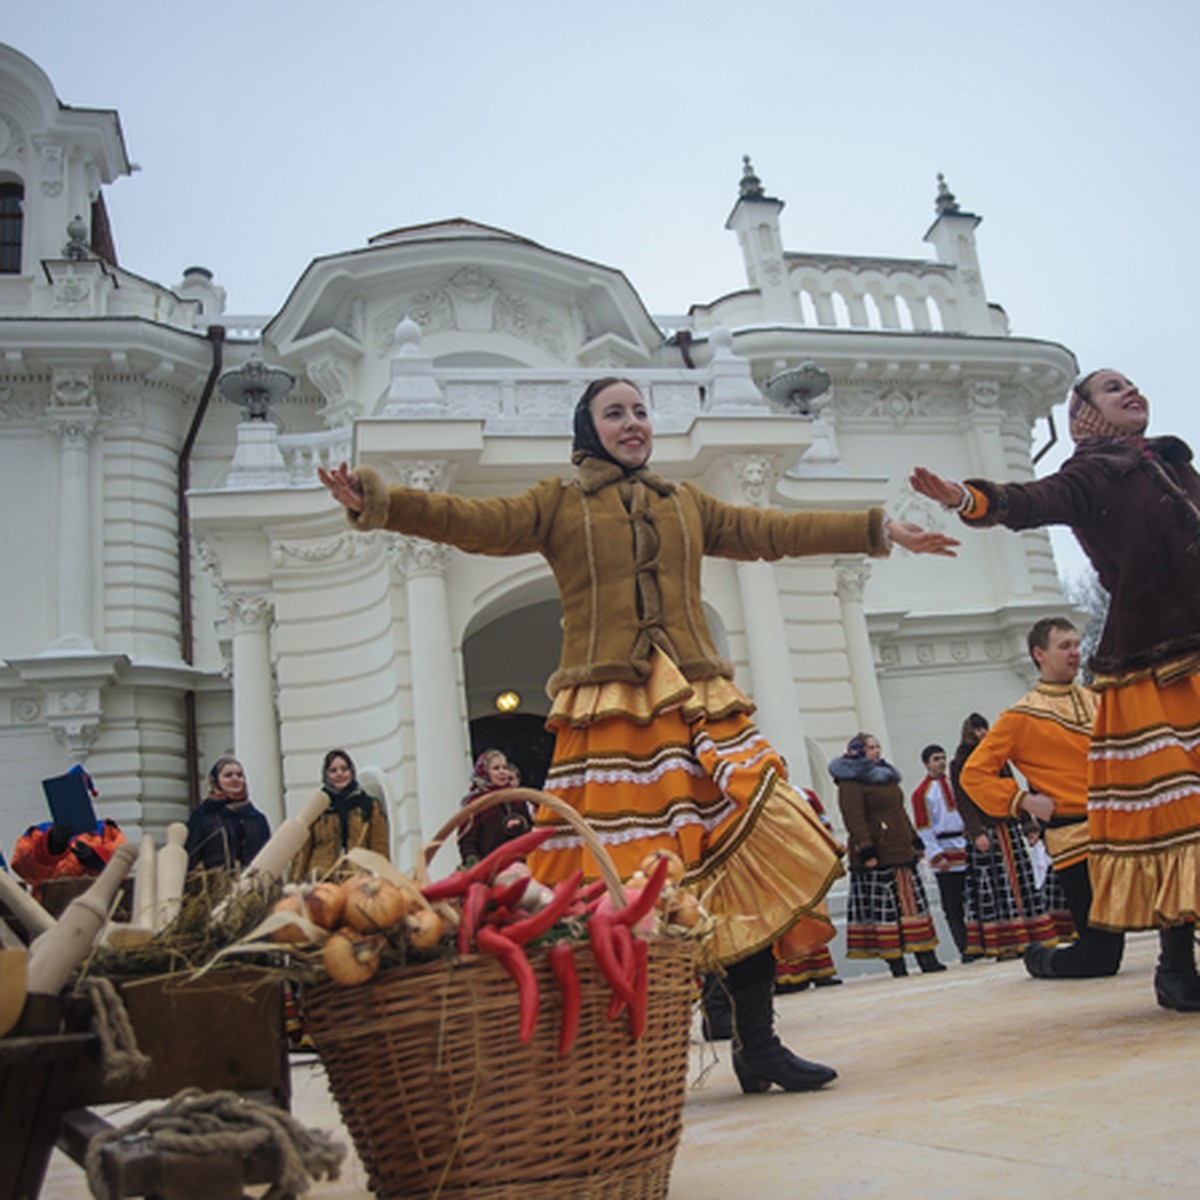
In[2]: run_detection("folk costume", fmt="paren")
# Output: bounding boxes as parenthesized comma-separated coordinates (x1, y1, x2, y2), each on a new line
(185, 768, 270, 872)
(960, 680, 1121, 978)
(950, 722, 1056, 959)
(347, 457, 882, 966)
(774, 789, 842, 991)
(290, 778, 390, 881)
(345, 398, 895, 1092)
(830, 740, 943, 975)
(456, 751, 533, 866)
(953, 396, 1200, 1007)
(911, 769, 968, 958)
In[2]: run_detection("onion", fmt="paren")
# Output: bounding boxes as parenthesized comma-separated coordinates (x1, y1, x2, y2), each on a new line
(322, 930, 383, 986)
(304, 880, 346, 930)
(270, 893, 310, 944)
(639, 849, 685, 885)
(668, 892, 702, 928)
(405, 908, 445, 953)
(343, 875, 410, 932)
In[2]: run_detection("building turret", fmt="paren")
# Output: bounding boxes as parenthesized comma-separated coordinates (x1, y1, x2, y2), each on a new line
(724, 156, 791, 318)
(922, 173, 1003, 334)
(0, 44, 132, 279)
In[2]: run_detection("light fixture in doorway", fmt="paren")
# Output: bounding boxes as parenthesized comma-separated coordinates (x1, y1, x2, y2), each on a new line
(494, 690, 521, 713)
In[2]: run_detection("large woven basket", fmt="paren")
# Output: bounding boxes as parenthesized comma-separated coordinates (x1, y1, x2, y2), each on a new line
(304, 789, 698, 1200)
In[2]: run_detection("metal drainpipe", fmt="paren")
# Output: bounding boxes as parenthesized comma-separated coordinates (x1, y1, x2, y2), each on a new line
(178, 324, 226, 809)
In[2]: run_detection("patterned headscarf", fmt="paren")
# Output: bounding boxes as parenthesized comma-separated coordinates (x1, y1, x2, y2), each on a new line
(1068, 370, 1140, 443)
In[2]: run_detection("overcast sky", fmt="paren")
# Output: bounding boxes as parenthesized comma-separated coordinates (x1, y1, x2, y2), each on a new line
(7, 2, 1197, 577)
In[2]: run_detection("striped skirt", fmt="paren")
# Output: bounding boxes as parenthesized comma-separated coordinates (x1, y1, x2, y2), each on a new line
(844, 864, 937, 960)
(963, 821, 1057, 957)
(526, 651, 845, 966)
(1088, 665, 1200, 930)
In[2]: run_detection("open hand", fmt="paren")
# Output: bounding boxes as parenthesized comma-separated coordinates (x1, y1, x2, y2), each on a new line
(886, 519, 960, 557)
(1021, 792, 1056, 822)
(910, 467, 967, 509)
(318, 461, 365, 514)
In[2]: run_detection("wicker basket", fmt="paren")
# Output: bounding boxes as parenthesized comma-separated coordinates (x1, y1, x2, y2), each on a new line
(304, 789, 698, 1200)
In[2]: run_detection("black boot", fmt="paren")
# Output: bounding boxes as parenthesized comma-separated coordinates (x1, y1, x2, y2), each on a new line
(700, 973, 733, 1040)
(1155, 925, 1200, 1011)
(728, 949, 836, 1093)
(916, 950, 947, 974)
(1024, 943, 1057, 979)
(887, 956, 909, 977)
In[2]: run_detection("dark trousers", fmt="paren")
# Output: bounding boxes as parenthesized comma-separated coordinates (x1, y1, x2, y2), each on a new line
(932, 870, 968, 957)
(1049, 859, 1125, 977)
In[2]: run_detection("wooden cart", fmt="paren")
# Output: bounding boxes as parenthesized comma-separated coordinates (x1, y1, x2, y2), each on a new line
(1, 969, 291, 1200)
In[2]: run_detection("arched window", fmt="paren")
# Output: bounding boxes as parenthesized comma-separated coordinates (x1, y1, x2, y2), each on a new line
(0, 182, 23, 274)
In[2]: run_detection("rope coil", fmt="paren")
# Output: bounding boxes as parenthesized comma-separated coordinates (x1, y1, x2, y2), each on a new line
(83, 1087, 346, 1200)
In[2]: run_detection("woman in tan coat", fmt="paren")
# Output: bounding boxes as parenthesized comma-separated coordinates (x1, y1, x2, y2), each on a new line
(290, 749, 390, 881)
(321, 377, 957, 1093)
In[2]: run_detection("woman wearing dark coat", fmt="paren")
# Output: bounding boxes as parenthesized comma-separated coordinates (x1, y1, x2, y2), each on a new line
(915, 368, 1200, 1010)
(456, 749, 531, 866)
(185, 756, 271, 871)
(831, 732, 944, 976)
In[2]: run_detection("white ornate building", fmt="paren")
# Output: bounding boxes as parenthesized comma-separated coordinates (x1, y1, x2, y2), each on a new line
(0, 46, 1076, 870)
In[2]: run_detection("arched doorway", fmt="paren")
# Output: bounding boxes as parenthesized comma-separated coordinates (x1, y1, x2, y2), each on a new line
(462, 590, 562, 791)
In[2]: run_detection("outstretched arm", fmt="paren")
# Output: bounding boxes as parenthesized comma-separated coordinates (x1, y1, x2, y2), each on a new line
(318, 461, 364, 515)
(885, 518, 959, 557)
(910, 467, 967, 510)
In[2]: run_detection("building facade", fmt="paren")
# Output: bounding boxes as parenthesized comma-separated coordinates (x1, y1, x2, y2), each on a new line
(0, 47, 1076, 870)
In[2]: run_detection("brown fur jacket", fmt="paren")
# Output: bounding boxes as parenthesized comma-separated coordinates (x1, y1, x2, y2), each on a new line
(349, 458, 888, 695)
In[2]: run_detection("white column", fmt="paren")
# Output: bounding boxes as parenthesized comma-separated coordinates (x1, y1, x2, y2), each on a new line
(736, 558, 812, 788)
(47, 368, 99, 650)
(835, 559, 891, 752)
(964, 381, 1031, 595)
(730, 455, 813, 787)
(229, 592, 284, 826)
(391, 536, 472, 840)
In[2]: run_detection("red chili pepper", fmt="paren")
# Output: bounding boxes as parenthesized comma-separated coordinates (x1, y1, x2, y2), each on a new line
(486, 905, 514, 927)
(476, 924, 539, 1044)
(579, 879, 608, 903)
(588, 911, 637, 1015)
(628, 936, 650, 1041)
(547, 941, 582, 1056)
(458, 879, 491, 956)
(503, 869, 583, 946)
(421, 871, 471, 902)
(614, 855, 670, 929)
(465, 826, 557, 886)
(490, 874, 532, 910)
(606, 922, 637, 1021)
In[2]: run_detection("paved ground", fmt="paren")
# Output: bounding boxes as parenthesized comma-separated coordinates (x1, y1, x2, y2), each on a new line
(39, 930, 1200, 1199)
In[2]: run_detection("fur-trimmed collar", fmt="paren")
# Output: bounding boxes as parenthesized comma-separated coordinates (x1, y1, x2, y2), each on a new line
(574, 455, 677, 497)
(828, 755, 902, 786)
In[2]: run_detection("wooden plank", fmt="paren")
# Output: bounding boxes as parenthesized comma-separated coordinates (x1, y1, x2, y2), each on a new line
(0, 1033, 97, 1200)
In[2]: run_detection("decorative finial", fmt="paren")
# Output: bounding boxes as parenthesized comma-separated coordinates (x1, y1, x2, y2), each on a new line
(935, 173, 961, 216)
(739, 155, 765, 200)
(63, 215, 90, 261)
(218, 359, 296, 421)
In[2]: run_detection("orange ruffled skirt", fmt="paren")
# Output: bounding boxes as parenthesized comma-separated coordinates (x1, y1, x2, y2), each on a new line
(1088, 661, 1200, 930)
(526, 651, 844, 965)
